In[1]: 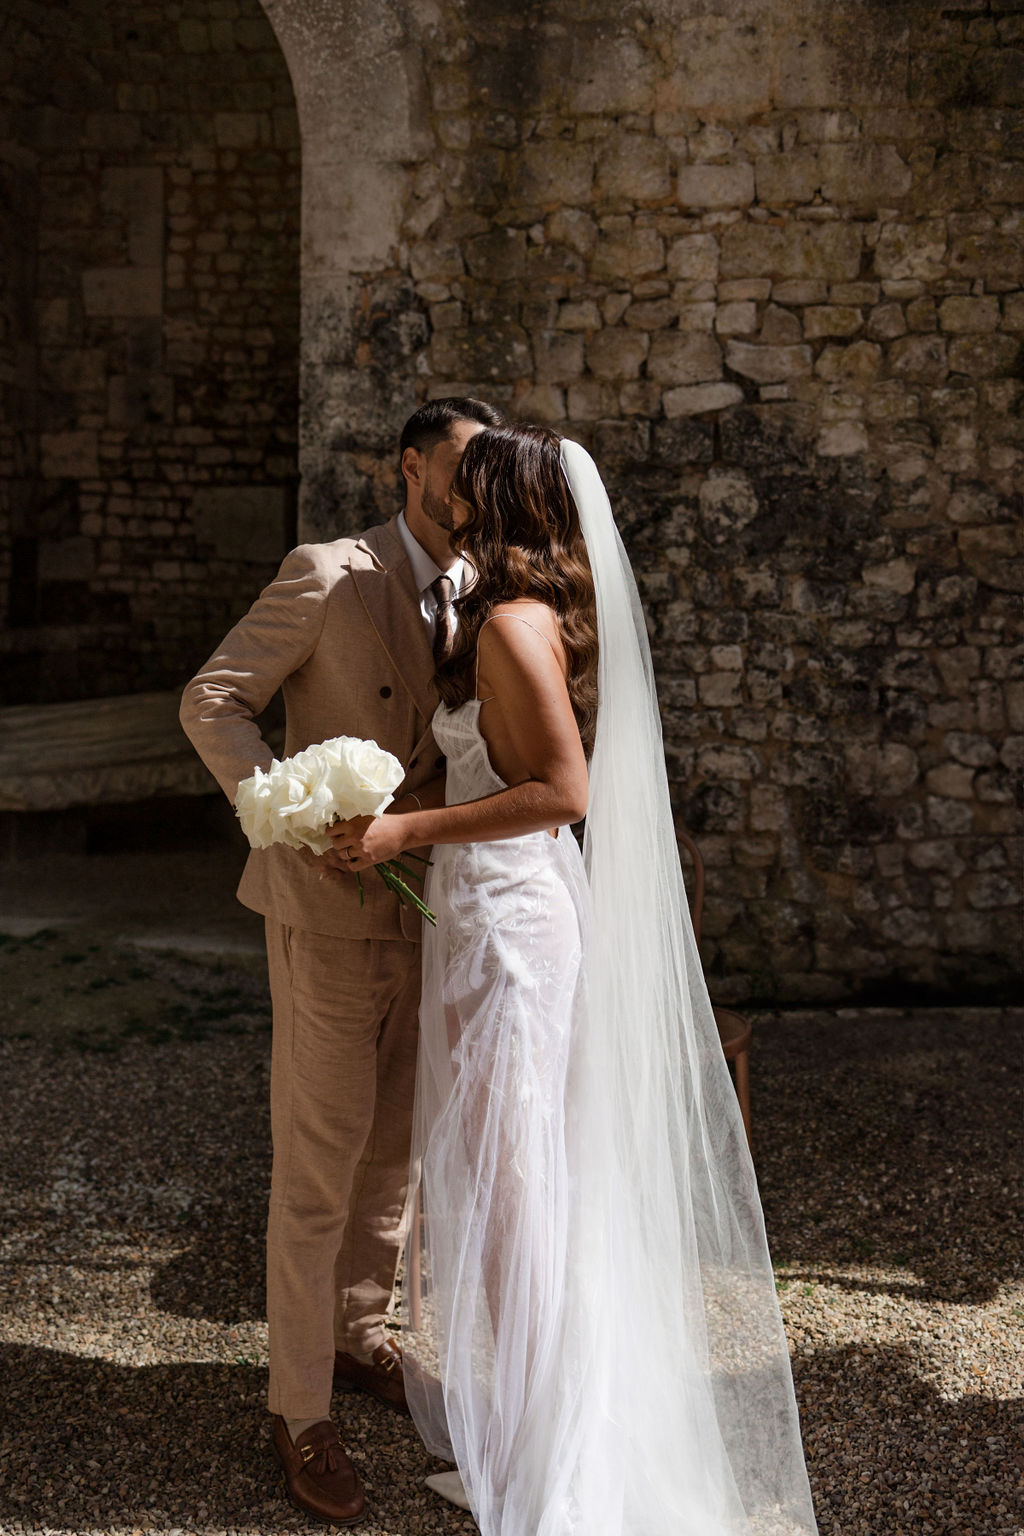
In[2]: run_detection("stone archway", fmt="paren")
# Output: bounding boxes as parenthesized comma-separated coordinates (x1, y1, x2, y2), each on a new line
(0, 0, 301, 706)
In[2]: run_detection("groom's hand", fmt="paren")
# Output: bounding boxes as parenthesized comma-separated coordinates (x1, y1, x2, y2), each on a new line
(320, 845, 358, 877)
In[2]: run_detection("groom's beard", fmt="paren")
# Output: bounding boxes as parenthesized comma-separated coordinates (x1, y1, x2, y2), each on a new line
(421, 482, 456, 534)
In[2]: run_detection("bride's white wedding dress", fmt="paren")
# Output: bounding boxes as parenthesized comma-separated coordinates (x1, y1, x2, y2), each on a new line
(404, 703, 815, 1536)
(403, 440, 818, 1536)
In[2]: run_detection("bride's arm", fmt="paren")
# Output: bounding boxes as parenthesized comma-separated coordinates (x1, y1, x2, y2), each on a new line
(329, 612, 588, 870)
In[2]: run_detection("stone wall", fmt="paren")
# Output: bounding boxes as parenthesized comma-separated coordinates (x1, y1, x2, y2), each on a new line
(0, 0, 300, 705)
(265, 0, 1021, 1004)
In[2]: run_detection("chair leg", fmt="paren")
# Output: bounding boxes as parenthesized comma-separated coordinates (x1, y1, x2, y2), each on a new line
(734, 1046, 752, 1154)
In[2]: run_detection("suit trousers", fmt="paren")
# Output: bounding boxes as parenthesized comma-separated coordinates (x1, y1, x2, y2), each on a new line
(264, 919, 421, 1420)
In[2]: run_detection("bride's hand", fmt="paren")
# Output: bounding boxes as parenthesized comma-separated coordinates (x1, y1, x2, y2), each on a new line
(327, 813, 408, 872)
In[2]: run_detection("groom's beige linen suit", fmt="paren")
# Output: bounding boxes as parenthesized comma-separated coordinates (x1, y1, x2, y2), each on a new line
(180, 517, 442, 1418)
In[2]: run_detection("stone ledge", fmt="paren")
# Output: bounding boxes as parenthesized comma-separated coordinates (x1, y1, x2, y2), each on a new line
(0, 692, 212, 812)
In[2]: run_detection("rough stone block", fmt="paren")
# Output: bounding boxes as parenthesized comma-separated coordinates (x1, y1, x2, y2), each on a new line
(410, 240, 464, 283)
(721, 222, 861, 280)
(595, 134, 671, 202)
(625, 298, 680, 330)
(590, 219, 665, 281)
(102, 167, 164, 267)
(1003, 292, 1024, 332)
(862, 557, 916, 594)
(819, 144, 913, 205)
(512, 142, 594, 208)
(948, 334, 1020, 378)
(719, 279, 772, 301)
(567, 380, 617, 420)
(214, 112, 265, 148)
(939, 296, 1001, 332)
(677, 302, 717, 332)
(724, 341, 812, 382)
(38, 537, 96, 582)
(772, 279, 828, 305)
(430, 325, 532, 382)
(546, 208, 597, 257)
(666, 234, 720, 282)
(699, 469, 759, 544)
(533, 330, 585, 383)
(677, 163, 755, 210)
(755, 152, 820, 205)
(40, 432, 99, 479)
(803, 305, 863, 338)
(866, 302, 908, 340)
(513, 383, 565, 421)
(566, 36, 654, 115)
(663, 382, 744, 418)
(814, 340, 883, 383)
(107, 374, 175, 428)
(192, 486, 288, 563)
(817, 421, 869, 456)
(716, 301, 758, 335)
(465, 228, 527, 280)
(619, 380, 663, 416)
(958, 524, 1024, 591)
(890, 334, 948, 383)
(82, 267, 162, 316)
(648, 332, 723, 385)
(874, 220, 948, 280)
(586, 329, 649, 381)
(558, 300, 602, 331)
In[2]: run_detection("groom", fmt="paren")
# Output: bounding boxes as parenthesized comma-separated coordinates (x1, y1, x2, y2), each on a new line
(180, 396, 503, 1524)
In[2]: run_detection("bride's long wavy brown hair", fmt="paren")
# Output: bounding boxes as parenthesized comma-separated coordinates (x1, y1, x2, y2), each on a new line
(437, 424, 599, 755)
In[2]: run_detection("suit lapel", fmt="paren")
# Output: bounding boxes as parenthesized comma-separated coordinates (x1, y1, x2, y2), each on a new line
(350, 520, 438, 725)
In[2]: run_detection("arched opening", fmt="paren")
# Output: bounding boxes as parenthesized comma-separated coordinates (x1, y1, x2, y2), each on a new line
(0, 0, 300, 707)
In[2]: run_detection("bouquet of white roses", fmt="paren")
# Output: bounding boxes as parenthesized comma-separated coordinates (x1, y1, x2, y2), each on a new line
(233, 735, 434, 923)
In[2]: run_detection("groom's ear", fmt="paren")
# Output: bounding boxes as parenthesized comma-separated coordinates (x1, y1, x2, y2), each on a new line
(401, 445, 425, 490)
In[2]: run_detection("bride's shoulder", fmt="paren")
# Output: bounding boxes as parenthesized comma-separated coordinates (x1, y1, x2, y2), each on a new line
(481, 601, 565, 664)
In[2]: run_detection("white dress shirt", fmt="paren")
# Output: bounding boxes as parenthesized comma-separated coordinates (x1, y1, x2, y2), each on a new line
(396, 512, 467, 644)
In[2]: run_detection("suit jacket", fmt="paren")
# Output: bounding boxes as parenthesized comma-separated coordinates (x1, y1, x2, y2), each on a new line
(180, 517, 442, 941)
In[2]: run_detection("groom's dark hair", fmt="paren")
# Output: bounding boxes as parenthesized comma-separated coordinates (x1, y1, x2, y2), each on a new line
(399, 397, 505, 462)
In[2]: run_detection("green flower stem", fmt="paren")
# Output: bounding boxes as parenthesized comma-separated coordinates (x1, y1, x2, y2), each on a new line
(347, 860, 436, 924)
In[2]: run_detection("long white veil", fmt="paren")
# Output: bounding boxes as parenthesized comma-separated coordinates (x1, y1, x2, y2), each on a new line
(402, 438, 818, 1536)
(556, 438, 817, 1533)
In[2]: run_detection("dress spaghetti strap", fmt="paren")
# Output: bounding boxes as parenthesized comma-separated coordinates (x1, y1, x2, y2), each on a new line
(474, 611, 562, 702)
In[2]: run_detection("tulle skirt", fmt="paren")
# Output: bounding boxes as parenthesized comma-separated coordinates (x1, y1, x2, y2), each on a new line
(402, 825, 817, 1536)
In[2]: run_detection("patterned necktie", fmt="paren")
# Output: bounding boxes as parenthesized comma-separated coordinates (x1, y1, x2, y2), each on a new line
(431, 574, 456, 666)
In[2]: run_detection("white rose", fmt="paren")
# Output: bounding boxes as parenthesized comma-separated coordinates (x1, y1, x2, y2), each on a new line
(264, 752, 331, 852)
(234, 765, 277, 849)
(317, 735, 404, 820)
(233, 734, 406, 857)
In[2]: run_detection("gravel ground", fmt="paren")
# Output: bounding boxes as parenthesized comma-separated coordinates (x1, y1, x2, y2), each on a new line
(0, 918, 1021, 1536)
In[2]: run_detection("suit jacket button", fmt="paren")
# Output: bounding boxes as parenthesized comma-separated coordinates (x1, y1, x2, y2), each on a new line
(379, 685, 392, 698)
(435, 755, 445, 770)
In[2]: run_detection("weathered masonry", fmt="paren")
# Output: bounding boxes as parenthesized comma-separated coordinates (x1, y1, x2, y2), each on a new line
(2, 0, 1021, 1003)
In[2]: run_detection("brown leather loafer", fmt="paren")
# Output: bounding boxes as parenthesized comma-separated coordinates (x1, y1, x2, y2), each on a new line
(271, 1416, 365, 1526)
(333, 1336, 410, 1415)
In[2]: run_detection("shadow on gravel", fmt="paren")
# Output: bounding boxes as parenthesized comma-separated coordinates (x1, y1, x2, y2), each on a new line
(754, 1009, 1024, 1304)
(0, 1343, 452, 1534)
(0, 1340, 1017, 1535)
(794, 1343, 1023, 1536)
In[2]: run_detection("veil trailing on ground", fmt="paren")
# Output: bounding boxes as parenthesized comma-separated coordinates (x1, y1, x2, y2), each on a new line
(402, 438, 818, 1536)
(554, 438, 817, 1533)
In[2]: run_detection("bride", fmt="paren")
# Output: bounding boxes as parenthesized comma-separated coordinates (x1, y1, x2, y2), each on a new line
(332, 425, 818, 1536)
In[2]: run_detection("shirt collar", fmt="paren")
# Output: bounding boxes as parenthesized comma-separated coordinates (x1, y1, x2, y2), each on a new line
(396, 512, 466, 595)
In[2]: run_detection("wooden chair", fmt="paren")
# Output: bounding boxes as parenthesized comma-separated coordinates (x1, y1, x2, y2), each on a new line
(676, 828, 753, 1152)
